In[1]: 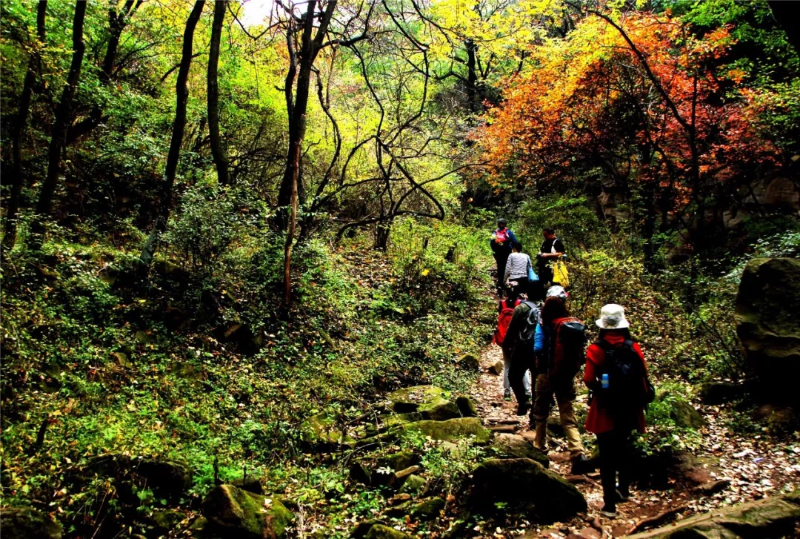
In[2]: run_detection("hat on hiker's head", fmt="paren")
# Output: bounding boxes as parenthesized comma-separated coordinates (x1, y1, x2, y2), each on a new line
(596, 304, 630, 329)
(546, 285, 568, 301)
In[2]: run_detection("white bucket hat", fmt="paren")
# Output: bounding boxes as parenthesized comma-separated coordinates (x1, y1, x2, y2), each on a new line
(546, 285, 568, 301)
(596, 304, 630, 329)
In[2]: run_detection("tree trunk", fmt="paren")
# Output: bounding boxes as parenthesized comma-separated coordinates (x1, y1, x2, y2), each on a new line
(29, 0, 86, 249)
(465, 39, 480, 113)
(3, 0, 46, 252)
(65, 0, 142, 145)
(208, 0, 230, 186)
(140, 0, 206, 267)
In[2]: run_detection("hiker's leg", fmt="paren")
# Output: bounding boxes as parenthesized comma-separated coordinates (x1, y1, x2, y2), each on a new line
(508, 353, 531, 404)
(523, 368, 531, 394)
(556, 380, 584, 458)
(496, 253, 508, 289)
(597, 431, 617, 511)
(617, 430, 634, 496)
(502, 350, 511, 392)
(532, 374, 552, 450)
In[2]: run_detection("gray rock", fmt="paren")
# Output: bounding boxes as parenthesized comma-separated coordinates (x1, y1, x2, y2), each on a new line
(735, 258, 800, 404)
(455, 395, 478, 417)
(458, 353, 480, 371)
(488, 360, 504, 375)
(410, 497, 445, 521)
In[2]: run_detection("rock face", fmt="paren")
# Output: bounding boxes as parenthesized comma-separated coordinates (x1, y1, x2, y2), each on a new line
(0, 507, 62, 539)
(735, 258, 800, 403)
(402, 418, 492, 444)
(491, 434, 549, 468)
(470, 458, 587, 522)
(629, 490, 800, 538)
(202, 484, 293, 539)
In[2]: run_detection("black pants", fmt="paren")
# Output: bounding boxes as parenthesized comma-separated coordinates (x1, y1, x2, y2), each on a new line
(494, 252, 510, 289)
(596, 429, 634, 510)
(508, 350, 534, 405)
(509, 276, 529, 299)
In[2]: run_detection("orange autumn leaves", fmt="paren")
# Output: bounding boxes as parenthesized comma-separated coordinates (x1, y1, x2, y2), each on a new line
(478, 10, 780, 201)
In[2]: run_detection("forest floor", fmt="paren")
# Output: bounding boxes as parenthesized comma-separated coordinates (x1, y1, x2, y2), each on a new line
(466, 314, 800, 537)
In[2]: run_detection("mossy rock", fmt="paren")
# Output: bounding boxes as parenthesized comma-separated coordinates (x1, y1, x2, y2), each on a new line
(401, 418, 491, 444)
(458, 353, 481, 371)
(629, 491, 800, 538)
(384, 412, 424, 427)
(455, 395, 478, 417)
(491, 434, 549, 468)
(149, 509, 185, 532)
(300, 412, 357, 448)
(420, 400, 461, 421)
(398, 474, 425, 494)
(0, 507, 62, 539)
(379, 451, 421, 472)
(469, 458, 586, 522)
(364, 524, 413, 539)
(669, 399, 706, 429)
(202, 484, 293, 539)
(388, 386, 451, 414)
(410, 497, 445, 521)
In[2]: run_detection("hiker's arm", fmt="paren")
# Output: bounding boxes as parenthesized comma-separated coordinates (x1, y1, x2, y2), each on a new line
(504, 259, 512, 282)
(534, 324, 544, 354)
(633, 342, 647, 371)
(584, 345, 602, 390)
(541, 239, 565, 259)
(508, 230, 518, 244)
(501, 307, 526, 355)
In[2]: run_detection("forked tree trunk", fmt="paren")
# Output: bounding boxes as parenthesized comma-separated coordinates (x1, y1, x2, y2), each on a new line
(140, 0, 206, 267)
(29, 0, 86, 249)
(3, 0, 46, 252)
(208, 0, 230, 186)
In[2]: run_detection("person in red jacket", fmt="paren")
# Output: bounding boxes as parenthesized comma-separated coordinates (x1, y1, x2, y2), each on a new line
(584, 304, 647, 518)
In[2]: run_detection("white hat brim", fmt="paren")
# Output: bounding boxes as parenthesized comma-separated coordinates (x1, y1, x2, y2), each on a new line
(596, 319, 630, 329)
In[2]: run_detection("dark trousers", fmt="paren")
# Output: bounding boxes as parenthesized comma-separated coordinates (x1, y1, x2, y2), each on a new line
(596, 429, 634, 510)
(508, 350, 534, 405)
(494, 252, 510, 289)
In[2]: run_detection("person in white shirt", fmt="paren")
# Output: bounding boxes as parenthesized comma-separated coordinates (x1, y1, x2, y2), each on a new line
(504, 242, 534, 298)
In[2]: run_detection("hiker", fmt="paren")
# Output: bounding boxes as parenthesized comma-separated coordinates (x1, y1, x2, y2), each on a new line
(493, 295, 532, 402)
(532, 287, 590, 474)
(490, 218, 518, 294)
(504, 241, 535, 299)
(501, 297, 539, 415)
(535, 227, 565, 293)
(584, 304, 651, 518)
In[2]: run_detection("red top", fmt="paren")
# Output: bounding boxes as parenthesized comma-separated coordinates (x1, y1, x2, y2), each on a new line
(584, 332, 647, 434)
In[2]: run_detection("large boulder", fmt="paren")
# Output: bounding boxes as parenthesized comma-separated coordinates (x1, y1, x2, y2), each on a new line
(469, 458, 587, 522)
(401, 418, 491, 444)
(0, 507, 62, 539)
(735, 258, 800, 403)
(79, 454, 192, 504)
(629, 490, 800, 538)
(202, 484, 293, 539)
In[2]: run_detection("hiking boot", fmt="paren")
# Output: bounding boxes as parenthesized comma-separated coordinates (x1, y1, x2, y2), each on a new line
(525, 391, 533, 400)
(516, 401, 530, 416)
(504, 389, 512, 401)
(616, 487, 631, 502)
(570, 454, 592, 475)
(600, 505, 617, 519)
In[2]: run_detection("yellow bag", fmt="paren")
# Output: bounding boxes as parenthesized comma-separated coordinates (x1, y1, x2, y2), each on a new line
(552, 260, 569, 288)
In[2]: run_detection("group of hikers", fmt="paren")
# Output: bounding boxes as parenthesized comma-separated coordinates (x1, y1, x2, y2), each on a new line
(490, 219, 654, 518)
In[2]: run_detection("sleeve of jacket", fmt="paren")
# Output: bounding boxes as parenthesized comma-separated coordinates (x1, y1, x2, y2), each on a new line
(534, 323, 545, 353)
(584, 344, 602, 390)
(508, 230, 518, 245)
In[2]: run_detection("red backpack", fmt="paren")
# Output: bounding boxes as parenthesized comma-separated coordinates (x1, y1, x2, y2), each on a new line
(547, 317, 587, 379)
(493, 299, 521, 346)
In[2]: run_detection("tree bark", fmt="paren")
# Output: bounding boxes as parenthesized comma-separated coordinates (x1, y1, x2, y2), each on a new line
(278, 0, 337, 306)
(208, 0, 230, 186)
(140, 0, 206, 267)
(3, 0, 46, 252)
(65, 0, 142, 145)
(29, 0, 86, 249)
(465, 39, 480, 113)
